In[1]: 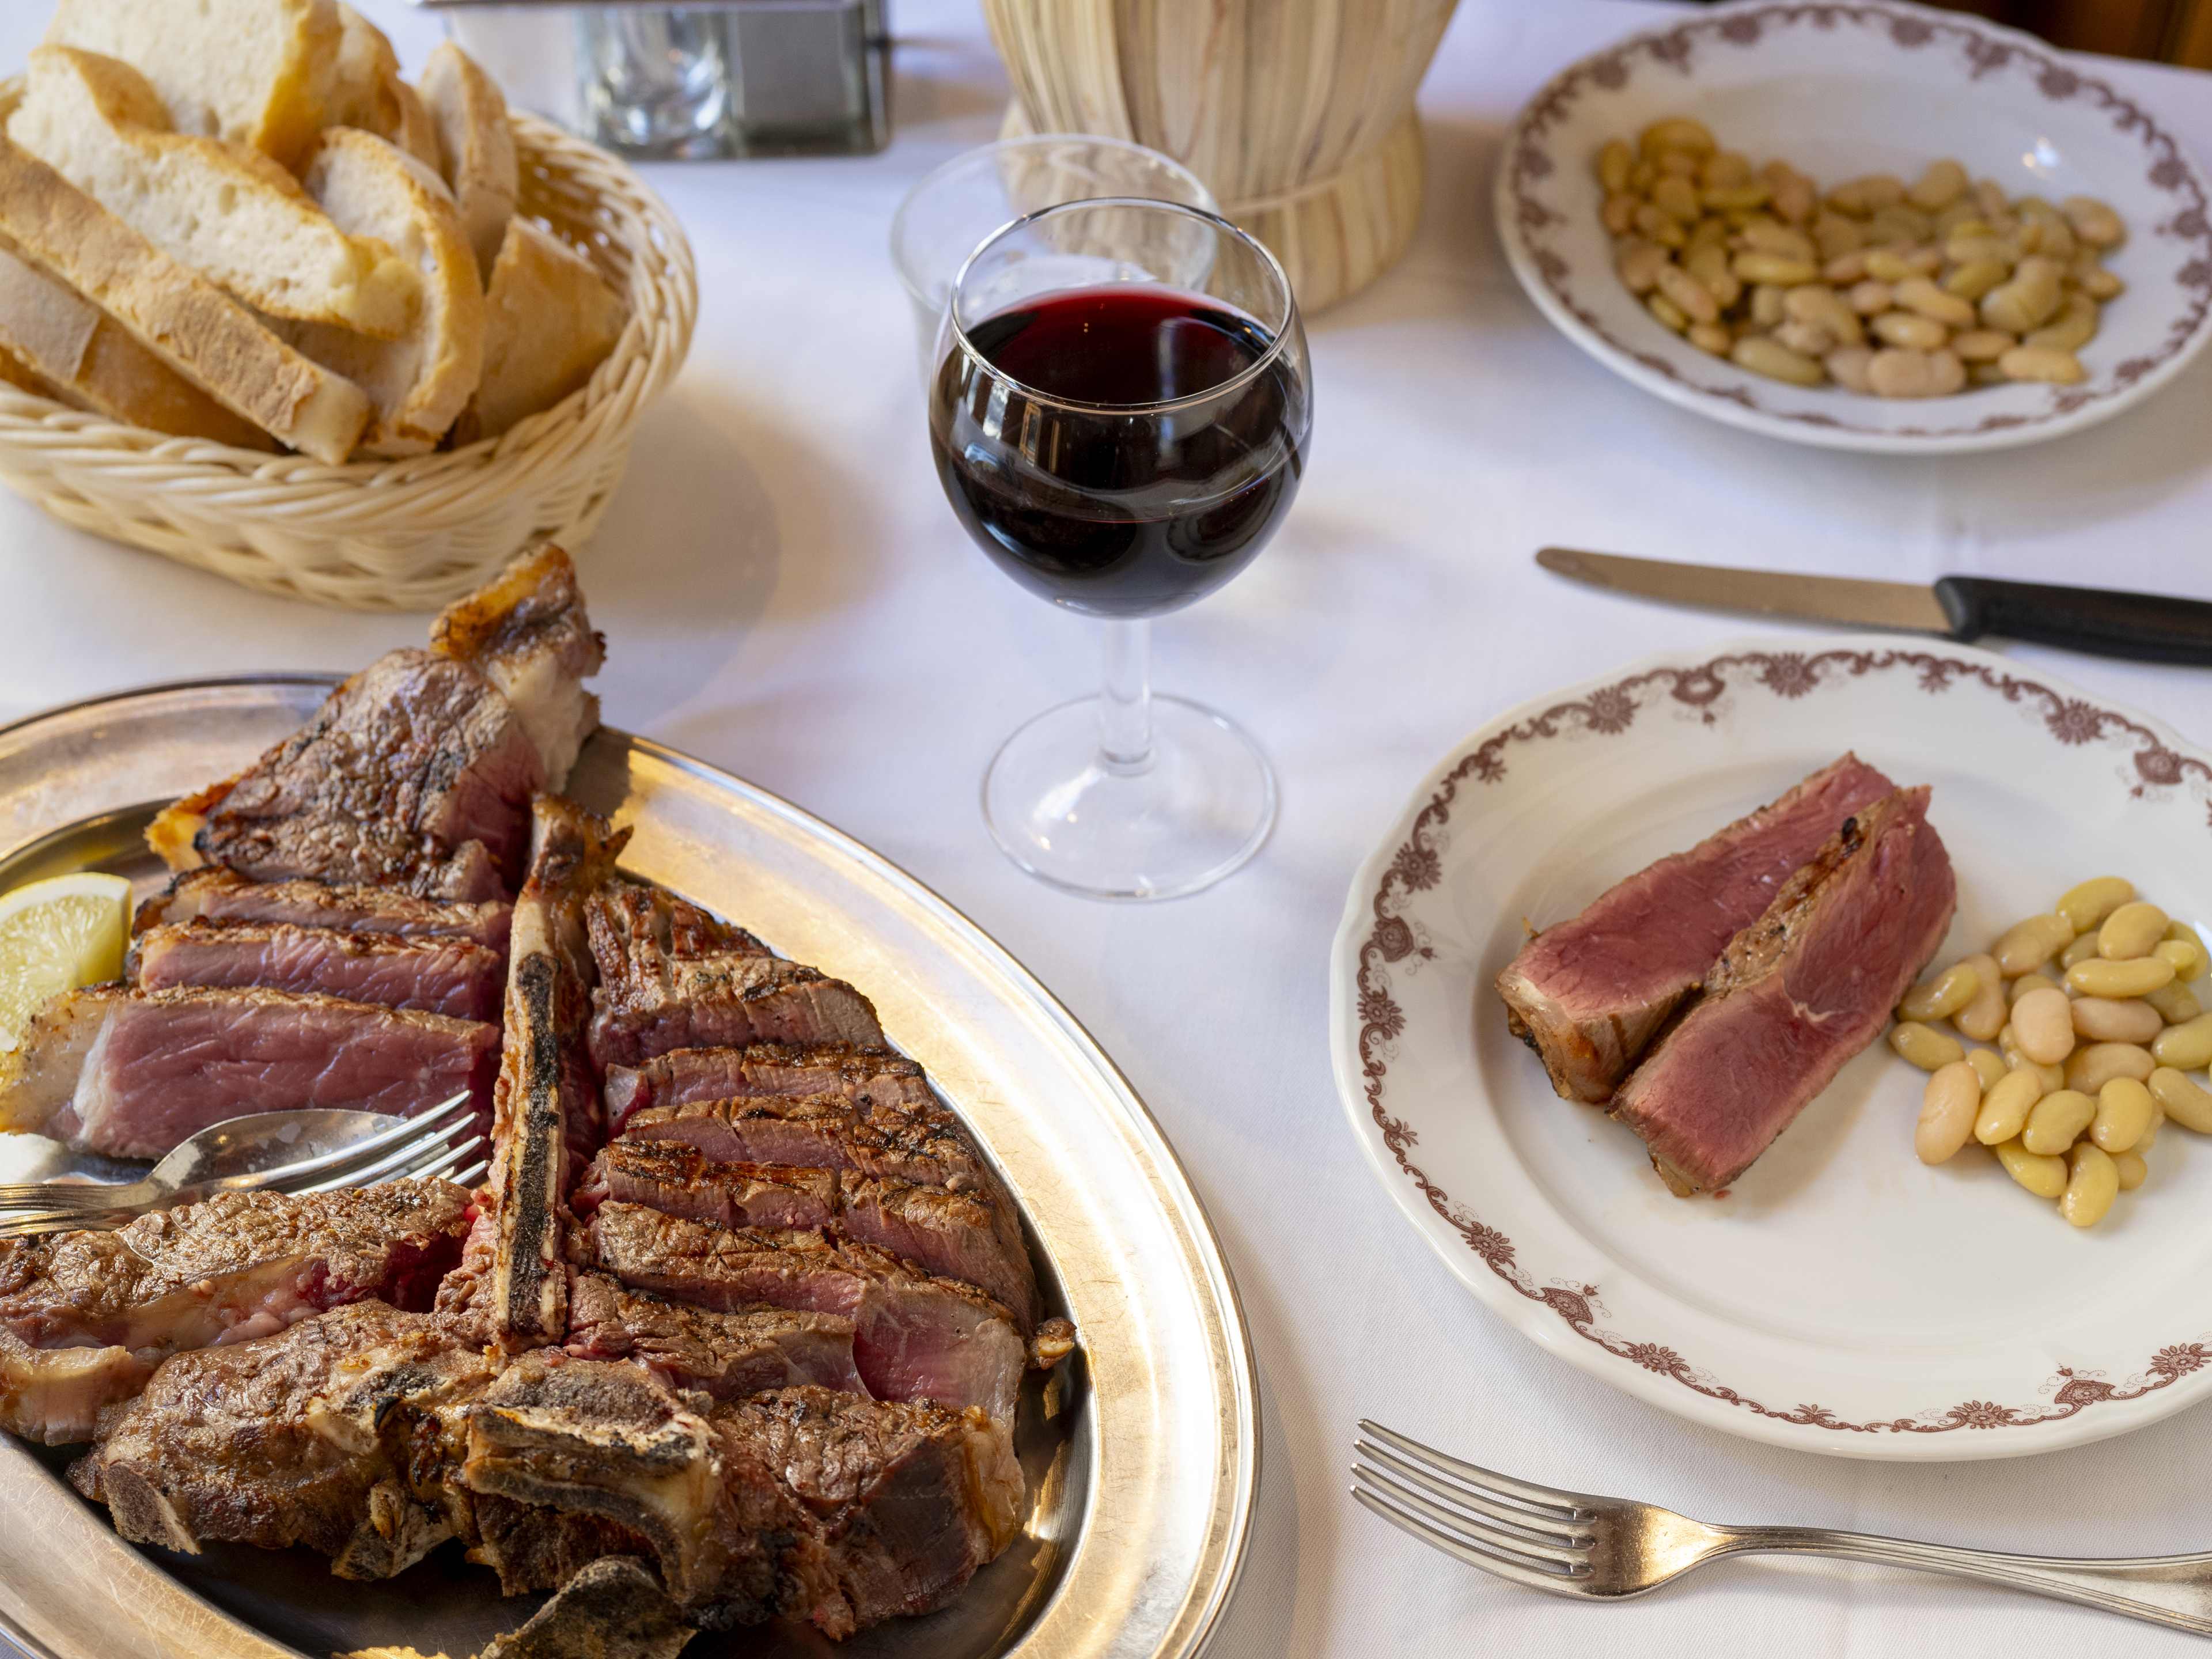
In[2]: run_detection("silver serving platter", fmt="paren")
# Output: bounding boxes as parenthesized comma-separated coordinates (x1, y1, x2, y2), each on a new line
(0, 678, 1257, 1659)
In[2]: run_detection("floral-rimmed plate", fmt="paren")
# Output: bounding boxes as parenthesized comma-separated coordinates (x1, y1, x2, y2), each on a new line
(1330, 636, 2212, 1460)
(1492, 0, 2212, 453)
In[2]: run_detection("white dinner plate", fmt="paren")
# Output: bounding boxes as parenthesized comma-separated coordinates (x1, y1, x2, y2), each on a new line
(1330, 637, 2212, 1459)
(1493, 0, 2212, 453)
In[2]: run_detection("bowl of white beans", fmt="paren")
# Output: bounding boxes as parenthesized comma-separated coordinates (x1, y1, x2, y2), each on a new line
(1895, 878, 2211, 1227)
(1494, 0, 2212, 452)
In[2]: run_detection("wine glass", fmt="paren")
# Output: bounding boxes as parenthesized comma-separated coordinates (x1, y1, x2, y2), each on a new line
(929, 199, 1312, 901)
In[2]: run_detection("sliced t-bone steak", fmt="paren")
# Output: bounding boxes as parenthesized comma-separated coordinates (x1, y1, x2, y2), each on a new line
(1611, 786, 1957, 1195)
(0, 1181, 469, 1444)
(74, 1300, 497, 1577)
(0, 986, 498, 1159)
(588, 954, 887, 1073)
(131, 920, 505, 1021)
(147, 646, 544, 899)
(585, 1202, 1026, 1422)
(429, 543, 605, 787)
(464, 1358, 1021, 1640)
(564, 1270, 867, 1401)
(1495, 752, 1897, 1103)
(578, 1139, 839, 1233)
(603, 1041, 933, 1132)
(487, 797, 628, 1351)
(132, 868, 514, 955)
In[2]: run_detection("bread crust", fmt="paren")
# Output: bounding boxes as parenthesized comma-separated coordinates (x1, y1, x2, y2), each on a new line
(421, 43, 517, 283)
(476, 221, 625, 437)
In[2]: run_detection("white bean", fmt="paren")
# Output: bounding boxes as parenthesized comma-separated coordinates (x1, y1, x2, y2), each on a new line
(1953, 953, 2007, 1041)
(2010, 986, 2075, 1065)
(2061, 1142, 2119, 1228)
(1916, 1062, 1982, 1164)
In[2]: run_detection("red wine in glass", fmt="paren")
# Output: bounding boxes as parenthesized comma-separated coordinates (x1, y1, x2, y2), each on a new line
(929, 283, 1308, 619)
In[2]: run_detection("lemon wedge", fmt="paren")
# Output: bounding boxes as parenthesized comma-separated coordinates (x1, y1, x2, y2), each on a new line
(0, 872, 132, 1052)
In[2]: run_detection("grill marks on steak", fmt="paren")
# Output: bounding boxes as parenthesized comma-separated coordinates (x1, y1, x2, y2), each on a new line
(585, 1203, 1027, 1424)
(580, 1139, 840, 1233)
(0, 1181, 469, 1444)
(465, 1357, 1020, 1639)
(1495, 753, 1897, 1103)
(564, 1271, 866, 1402)
(585, 893, 884, 1072)
(487, 798, 628, 1351)
(430, 544, 607, 794)
(622, 1092, 991, 1195)
(147, 649, 546, 900)
(132, 868, 514, 955)
(603, 1041, 931, 1133)
(1612, 787, 1957, 1195)
(132, 920, 505, 1020)
(0, 986, 499, 1158)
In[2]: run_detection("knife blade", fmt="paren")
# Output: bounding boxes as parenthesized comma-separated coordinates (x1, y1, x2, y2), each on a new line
(1536, 547, 2212, 667)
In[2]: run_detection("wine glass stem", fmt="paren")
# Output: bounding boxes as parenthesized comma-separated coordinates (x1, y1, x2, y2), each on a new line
(1098, 619, 1154, 775)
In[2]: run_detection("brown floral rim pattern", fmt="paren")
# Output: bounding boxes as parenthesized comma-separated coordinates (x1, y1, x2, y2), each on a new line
(1503, 1, 2212, 439)
(1357, 647, 2212, 1435)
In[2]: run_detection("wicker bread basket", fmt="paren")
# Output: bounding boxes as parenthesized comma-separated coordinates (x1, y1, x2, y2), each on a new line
(0, 86, 698, 611)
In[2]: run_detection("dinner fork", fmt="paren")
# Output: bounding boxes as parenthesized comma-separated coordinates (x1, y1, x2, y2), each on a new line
(1352, 1419, 2212, 1635)
(0, 1094, 488, 1237)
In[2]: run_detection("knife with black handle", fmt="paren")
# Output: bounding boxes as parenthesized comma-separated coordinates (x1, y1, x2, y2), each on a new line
(1537, 548, 2212, 666)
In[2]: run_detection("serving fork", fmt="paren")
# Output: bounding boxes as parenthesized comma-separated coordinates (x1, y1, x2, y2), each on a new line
(1353, 1419, 2212, 1635)
(0, 1094, 487, 1238)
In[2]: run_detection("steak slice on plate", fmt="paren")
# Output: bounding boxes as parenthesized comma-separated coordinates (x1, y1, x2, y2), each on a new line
(132, 868, 514, 955)
(585, 1202, 1026, 1423)
(74, 1301, 497, 1577)
(147, 647, 544, 900)
(836, 1174, 1037, 1332)
(0, 1181, 469, 1444)
(620, 1093, 995, 1198)
(1495, 752, 1896, 1103)
(429, 543, 605, 788)
(1611, 786, 1957, 1195)
(0, 986, 499, 1159)
(603, 1041, 931, 1132)
(588, 955, 887, 1074)
(132, 920, 505, 1021)
(563, 1270, 866, 1402)
(578, 1139, 839, 1234)
(487, 797, 627, 1351)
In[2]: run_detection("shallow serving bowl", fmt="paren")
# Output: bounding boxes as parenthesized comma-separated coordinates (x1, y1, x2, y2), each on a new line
(1493, 0, 2212, 453)
(0, 87, 697, 611)
(0, 679, 1255, 1659)
(1332, 635, 2212, 1460)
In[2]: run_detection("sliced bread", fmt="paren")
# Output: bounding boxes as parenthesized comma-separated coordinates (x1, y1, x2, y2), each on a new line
(9, 48, 421, 340)
(0, 240, 274, 449)
(0, 134, 370, 463)
(419, 43, 517, 283)
(328, 5, 443, 174)
(42, 0, 342, 171)
(475, 220, 626, 438)
(281, 129, 485, 457)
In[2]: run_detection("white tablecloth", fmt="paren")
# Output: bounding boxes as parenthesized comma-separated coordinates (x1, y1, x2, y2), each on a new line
(3, 3, 2212, 1654)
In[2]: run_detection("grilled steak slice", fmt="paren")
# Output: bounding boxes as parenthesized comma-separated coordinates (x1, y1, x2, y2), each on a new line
(479, 1556, 695, 1659)
(619, 1093, 987, 1192)
(0, 986, 499, 1159)
(586, 1203, 1024, 1422)
(132, 868, 513, 955)
(465, 1360, 1020, 1639)
(489, 797, 628, 1350)
(148, 647, 544, 898)
(1496, 753, 1896, 1104)
(0, 1181, 469, 1444)
(132, 920, 505, 1020)
(725, 1385, 1020, 1638)
(604, 1042, 932, 1131)
(463, 1355, 787, 1619)
(836, 1175, 1037, 1331)
(589, 954, 887, 1073)
(1612, 787, 1957, 1195)
(75, 1301, 495, 1575)
(588, 878, 770, 973)
(564, 1271, 866, 1402)
(430, 543, 606, 789)
(579, 1140, 839, 1233)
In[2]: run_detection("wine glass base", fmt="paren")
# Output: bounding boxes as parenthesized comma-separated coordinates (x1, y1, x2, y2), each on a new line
(982, 695, 1278, 902)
